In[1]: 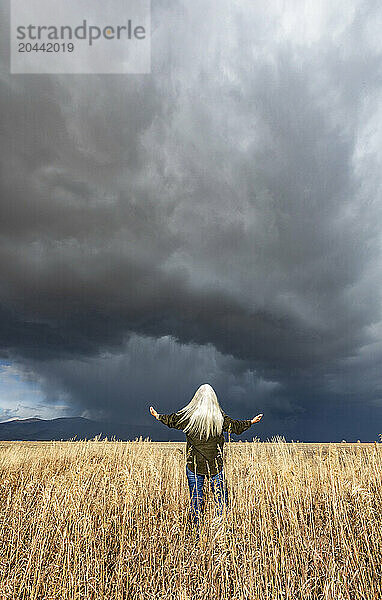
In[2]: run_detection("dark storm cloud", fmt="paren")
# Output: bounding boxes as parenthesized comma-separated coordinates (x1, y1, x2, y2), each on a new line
(1, 0, 382, 437)
(23, 334, 279, 423)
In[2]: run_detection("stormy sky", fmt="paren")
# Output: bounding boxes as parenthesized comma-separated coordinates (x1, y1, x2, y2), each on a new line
(0, 0, 382, 441)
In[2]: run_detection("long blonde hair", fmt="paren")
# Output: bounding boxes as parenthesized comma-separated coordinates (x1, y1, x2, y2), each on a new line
(177, 383, 224, 440)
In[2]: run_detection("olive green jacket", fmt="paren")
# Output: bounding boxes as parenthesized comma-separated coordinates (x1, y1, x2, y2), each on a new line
(158, 412, 252, 476)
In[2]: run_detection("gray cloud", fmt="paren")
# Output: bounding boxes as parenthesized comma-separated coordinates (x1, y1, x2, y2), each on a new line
(20, 334, 279, 421)
(1, 0, 382, 439)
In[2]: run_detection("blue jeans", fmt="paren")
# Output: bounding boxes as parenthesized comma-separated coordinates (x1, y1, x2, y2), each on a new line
(186, 465, 228, 526)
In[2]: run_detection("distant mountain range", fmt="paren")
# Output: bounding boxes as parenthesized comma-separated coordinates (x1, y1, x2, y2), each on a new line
(0, 416, 182, 441)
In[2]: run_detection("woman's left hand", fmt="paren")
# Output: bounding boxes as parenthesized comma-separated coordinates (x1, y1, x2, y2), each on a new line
(150, 406, 160, 420)
(251, 413, 263, 424)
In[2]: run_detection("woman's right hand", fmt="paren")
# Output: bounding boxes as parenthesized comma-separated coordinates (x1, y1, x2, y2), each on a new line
(251, 413, 263, 424)
(150, 406, 159, 420)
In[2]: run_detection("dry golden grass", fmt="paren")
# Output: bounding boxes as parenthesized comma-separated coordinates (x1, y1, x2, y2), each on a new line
(0, 438, 381, 600)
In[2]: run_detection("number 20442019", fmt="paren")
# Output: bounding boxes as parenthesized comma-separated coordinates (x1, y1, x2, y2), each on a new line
(18, 42, 74, 52)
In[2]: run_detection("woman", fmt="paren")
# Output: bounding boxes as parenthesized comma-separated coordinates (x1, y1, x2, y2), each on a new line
(149, 383, 263, 530)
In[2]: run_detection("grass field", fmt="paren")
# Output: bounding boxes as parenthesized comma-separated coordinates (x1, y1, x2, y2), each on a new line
(0, 438, 381, 600)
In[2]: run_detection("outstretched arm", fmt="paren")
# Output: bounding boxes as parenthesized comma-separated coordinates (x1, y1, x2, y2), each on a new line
(149, 406, 185, 430)
(223, 413, 263, 435)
